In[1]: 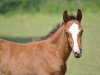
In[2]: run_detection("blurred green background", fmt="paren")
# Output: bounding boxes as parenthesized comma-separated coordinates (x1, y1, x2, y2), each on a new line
(0, 0, 100, 75)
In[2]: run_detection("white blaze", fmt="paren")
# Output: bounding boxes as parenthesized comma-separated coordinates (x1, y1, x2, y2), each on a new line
(69, 23, 80, 53)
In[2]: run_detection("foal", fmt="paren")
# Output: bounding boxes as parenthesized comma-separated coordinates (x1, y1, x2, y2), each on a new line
(0, 9, 83, 75)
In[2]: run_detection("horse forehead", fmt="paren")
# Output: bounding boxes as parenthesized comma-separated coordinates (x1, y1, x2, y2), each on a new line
(69, 23, 80, 34)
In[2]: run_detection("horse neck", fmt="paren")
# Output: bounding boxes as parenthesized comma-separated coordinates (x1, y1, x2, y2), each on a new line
(48, 25, 72, 63)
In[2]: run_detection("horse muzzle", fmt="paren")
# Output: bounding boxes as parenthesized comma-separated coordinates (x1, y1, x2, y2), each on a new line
(74, 52, 82, 58)
(73, 48, 82, 58)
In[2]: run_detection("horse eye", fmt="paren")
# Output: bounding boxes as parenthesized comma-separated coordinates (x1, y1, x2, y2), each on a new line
(65, 32, 68, 36)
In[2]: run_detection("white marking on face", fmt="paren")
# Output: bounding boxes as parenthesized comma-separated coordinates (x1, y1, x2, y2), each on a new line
(69, 23, 80, 53)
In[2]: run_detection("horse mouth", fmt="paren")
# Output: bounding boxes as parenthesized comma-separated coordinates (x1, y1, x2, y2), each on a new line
(74, 52, 82, 58)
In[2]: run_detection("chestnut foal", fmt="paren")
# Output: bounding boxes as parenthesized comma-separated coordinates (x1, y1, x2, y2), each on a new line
(0, 9, 83, 75)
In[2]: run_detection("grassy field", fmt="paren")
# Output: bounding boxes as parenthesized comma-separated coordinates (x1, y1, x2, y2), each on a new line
(0, 11, 100, 75)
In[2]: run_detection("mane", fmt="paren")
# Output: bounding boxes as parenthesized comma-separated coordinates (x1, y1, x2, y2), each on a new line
(33, 22, 64, 41)
(33, 14, 75, 41)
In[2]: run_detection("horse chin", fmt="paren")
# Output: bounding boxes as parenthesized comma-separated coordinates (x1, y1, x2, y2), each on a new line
(74, 52, 82, 58)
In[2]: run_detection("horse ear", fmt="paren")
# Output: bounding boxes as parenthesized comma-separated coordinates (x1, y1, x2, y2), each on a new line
(76, 9, 82, 22)
(63, 10, 69, 23)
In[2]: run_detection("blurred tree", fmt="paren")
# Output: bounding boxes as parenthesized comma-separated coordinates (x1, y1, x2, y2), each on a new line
(0, 0, 21, 14)
(21, 0, 41, 12)
(0, 0, 41, 14)
(0, 0, 99, 14)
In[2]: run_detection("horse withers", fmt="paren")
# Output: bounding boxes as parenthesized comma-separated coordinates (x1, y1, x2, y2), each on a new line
(0, 9, 83, 75)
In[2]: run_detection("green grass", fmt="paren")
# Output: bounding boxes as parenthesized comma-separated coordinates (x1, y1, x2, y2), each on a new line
(0, 12, 100, 75)
(0, 13, 61, 36)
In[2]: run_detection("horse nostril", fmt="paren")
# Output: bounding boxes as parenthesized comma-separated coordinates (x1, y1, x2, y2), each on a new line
(79, 48, 82, 53)
(74, 52, 78, 55)
(80, 48, 82, 51)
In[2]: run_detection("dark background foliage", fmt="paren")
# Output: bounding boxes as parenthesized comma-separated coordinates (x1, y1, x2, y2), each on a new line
(0, 0, 99, 14)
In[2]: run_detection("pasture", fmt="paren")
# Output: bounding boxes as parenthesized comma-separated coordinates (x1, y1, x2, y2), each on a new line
(0, 11, 100, 75)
